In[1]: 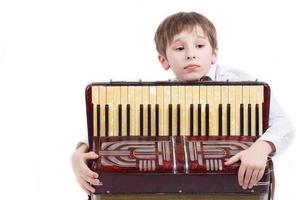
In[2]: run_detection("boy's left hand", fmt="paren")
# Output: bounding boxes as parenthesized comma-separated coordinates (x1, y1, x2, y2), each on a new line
(224, 140, 273, 190)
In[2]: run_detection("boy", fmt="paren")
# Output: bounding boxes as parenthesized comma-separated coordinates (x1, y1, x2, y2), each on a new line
(71, 11, 294, 195)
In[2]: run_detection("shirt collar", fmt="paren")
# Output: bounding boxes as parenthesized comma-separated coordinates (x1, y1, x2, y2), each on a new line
(206, 64, 217, 81)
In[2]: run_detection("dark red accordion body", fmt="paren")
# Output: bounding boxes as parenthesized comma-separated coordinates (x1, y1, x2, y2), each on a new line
(85, 81, 273, 199)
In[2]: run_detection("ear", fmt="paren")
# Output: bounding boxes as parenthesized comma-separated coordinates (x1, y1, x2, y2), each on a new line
(211, 48, 218, 64)
(158, 55, 170, 70)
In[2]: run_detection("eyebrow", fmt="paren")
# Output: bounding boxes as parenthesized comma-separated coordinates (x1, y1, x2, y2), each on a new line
(172, 36, 206, 44)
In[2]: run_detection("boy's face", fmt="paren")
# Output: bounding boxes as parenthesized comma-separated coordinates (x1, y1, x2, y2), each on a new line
(159, 25, 218, 81)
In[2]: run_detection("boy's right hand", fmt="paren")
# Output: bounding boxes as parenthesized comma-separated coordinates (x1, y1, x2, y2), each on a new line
(71, 143, 102, 195)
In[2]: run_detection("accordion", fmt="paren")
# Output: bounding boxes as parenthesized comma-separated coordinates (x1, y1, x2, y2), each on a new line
(85, 81, 274, 200)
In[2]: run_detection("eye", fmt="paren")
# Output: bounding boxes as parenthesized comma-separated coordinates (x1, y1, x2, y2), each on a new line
(175, 46, 184, 51)
(196, 44, 204, 48)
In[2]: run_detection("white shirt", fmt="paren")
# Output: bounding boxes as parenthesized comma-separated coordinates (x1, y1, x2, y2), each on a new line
(79, 64, 294, 155)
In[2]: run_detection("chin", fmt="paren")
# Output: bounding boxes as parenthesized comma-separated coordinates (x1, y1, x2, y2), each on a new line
(184, 74, 202, 81)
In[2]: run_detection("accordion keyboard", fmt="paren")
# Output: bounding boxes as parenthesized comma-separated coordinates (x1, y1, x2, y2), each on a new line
(88, 82, 269, 137)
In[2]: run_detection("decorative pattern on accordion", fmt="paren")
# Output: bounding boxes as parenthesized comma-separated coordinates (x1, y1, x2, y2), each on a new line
(186, 139, 252, 173)
(96, 137, 253, 173)
(99, 140, 172, 172)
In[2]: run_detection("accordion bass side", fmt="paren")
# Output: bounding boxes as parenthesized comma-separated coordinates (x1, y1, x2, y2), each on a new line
(85, 81, 273, 200)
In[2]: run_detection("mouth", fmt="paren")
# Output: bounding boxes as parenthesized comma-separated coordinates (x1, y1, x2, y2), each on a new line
(184, 64, 200, 70)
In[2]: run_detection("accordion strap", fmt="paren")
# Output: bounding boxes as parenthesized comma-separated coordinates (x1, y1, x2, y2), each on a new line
(269, 159, 275, 200)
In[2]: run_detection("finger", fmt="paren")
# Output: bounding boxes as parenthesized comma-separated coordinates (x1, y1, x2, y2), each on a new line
(256, 168, 265, 183)
(80, 162, 99, 179)
(225, 153, 241, 166)
(79, 170, 102, 185)
(238, 164, 246, 186)
(88, 176, 102, 186)
(82, 174, 101, 185)
(79, 176, 96, 193)
(248, 168, 260, 188)
(84, 152, 99, 160)
(243, 167, 254, 189)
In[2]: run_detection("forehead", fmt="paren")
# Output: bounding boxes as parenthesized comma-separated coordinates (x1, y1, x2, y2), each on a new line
(171, 25, 206, 42)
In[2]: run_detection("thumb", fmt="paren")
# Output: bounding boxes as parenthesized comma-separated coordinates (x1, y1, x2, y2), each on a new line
(224, 153, 241, 166)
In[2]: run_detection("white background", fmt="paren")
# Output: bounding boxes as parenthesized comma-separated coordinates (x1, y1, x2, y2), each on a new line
(0, 0, 299, 199)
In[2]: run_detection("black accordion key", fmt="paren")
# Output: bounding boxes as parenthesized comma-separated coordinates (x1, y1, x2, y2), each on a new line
(255, 103, 259, 136)
(240, 104, 244, 136)
(169, 104, 172, 136)
(97, 104, 100, 137)
(177, 104, 180, 136)
(198, 104, 201, 136)
(227, 104, 231, 136)
(147, 104, 151, 136)
(205, 104, 209, 136)
(118, 104, 122, 136)
(248, 104, 251, 136)
(140, 104, 143, 136)
(126, 104, 130, 136)
(218, 104, 222, 136)
(105, 104, 109, 137)
(155, 104, 159, 136)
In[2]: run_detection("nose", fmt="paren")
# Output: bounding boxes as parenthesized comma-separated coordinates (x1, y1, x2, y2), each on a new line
(187, 55, 196, 60)
(186, 47, 196, 60)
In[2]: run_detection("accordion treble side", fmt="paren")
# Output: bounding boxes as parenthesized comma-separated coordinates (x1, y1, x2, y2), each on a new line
(85, 81, 273, 199)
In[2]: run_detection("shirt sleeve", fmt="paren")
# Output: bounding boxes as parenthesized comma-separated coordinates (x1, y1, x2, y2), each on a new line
(215, 64, 295, 154)
(257, 93, 295, 155)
